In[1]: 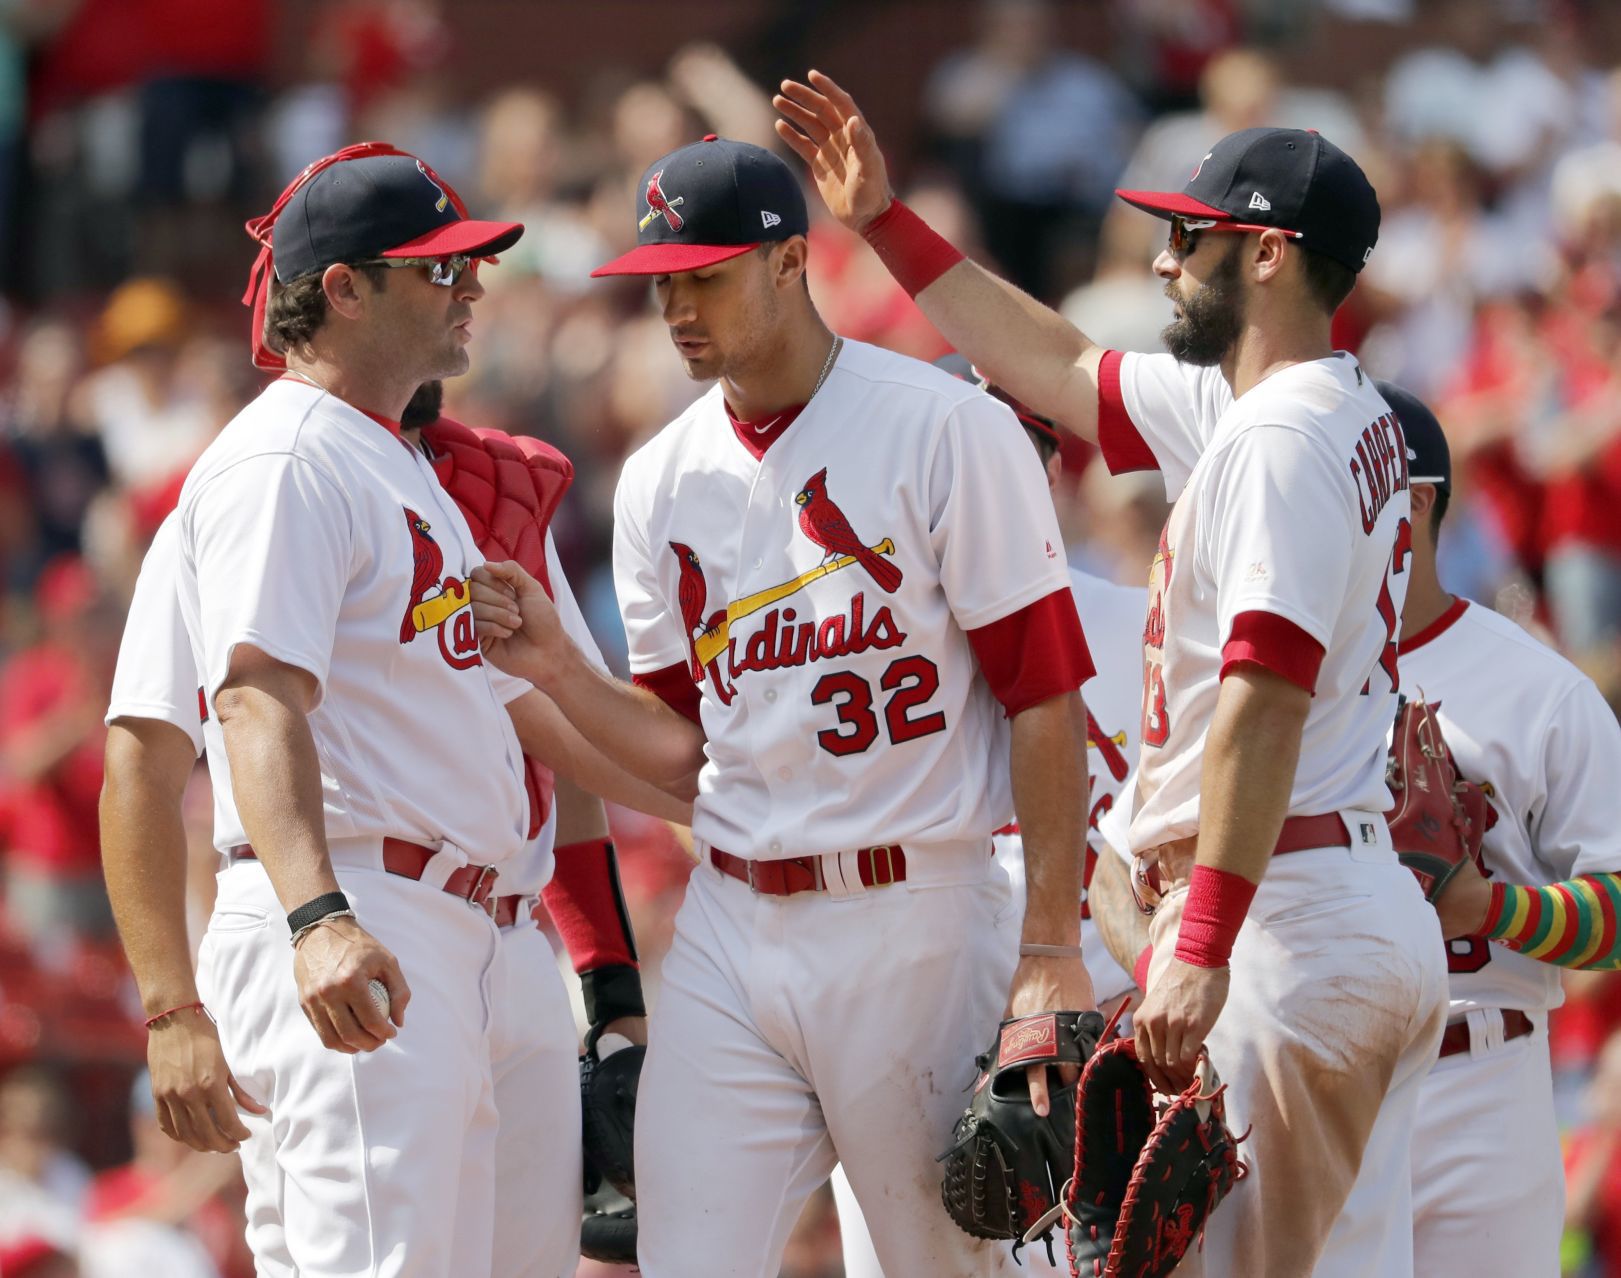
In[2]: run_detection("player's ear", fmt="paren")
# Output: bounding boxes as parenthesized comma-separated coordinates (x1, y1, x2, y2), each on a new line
(1409, 481, 1436, 527)
(322, 263, 371, 321)
(1252, 228, 1290, 285)
(774, 236, 810, 292)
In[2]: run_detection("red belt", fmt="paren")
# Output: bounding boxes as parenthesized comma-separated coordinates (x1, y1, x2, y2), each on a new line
(710, 845, 906, 896)
(1137, 813, 1353, 904)
(491, 893, 541, 928)
(229, 838, 501, 910)
(1438, 1009, 1532, 1059)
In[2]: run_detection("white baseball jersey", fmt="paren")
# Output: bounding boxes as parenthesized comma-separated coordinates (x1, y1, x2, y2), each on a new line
(107, 512, 206, 758)
(112, 499, 602, 894)
(1399, 598, 1621, 1013)
(614, 340, 1081, 858)
(175, 378, 529, 863)
(994, 569, 1145, 1000)
(1099, 350, 1411, 854)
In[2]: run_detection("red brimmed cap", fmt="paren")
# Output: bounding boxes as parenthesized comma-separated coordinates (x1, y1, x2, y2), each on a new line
(1115, 127, 1380, 273)
(271, 153, 522, 283)
(592, 136, 808, 278)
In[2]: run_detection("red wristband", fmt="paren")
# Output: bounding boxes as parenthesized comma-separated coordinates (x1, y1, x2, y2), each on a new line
(1173, 866, 1259, 969)
(1132, 944, 1153, 993)
(860, 199, 965, 298)
(144, 1000, 208, 1030)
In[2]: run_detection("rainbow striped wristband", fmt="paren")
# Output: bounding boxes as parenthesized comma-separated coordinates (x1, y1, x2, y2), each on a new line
(1482, 873, 1621, 970)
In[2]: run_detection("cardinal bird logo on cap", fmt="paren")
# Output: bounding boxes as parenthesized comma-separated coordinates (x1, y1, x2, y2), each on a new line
(399, 506, 481, 669)
(794, 468, 903, 593)
(640, 170, 686, 232)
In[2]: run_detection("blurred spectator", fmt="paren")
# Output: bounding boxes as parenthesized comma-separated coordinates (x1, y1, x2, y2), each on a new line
(475, 88, 610, 292)
(1360, 138, 1550, 398)
(1567, 1029, 1621, 1274)
(0, 554, 118, 960)
(0, 1067, 89, 1248)
(73, 279, 215, 491)
(0, 1236, 78, 1278)
(1, 321, 108, 582)
(1109, 0, 1241, 112)
(923, 0, 1142, 296)
(76, 1072, 245, 1278)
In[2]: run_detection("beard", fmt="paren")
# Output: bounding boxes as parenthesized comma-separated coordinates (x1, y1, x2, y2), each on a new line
(1161, 241, 1245, 366)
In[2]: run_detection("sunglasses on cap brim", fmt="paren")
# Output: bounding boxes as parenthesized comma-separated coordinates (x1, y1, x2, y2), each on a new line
(1168, 214, 1304, 258)
(355, 254, 476, 287)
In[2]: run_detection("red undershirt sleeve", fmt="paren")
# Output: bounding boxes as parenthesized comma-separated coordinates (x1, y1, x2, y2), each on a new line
(632, 662, 702, 725)
(1096, 350, 1160, 476)
(967, 587, 1094, 716)
(1220, 609, 1326, 694)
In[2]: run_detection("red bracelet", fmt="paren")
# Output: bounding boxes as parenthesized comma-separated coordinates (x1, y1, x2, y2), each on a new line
(144, 1000, 208, 1030)
(1173, 866, 1259, 969)
(860, 198, 965, 298)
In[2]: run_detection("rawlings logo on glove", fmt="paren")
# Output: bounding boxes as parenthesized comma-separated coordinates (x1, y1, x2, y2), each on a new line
(938, 1010, 1107, 1264)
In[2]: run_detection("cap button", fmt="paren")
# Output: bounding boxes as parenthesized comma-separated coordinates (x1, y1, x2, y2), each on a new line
(702, 133, 718, 142)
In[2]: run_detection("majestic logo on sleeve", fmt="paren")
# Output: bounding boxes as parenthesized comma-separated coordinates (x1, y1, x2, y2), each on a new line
(672, 467, 907, 703)
(639, 171, 686, 232)
(400, 507, 482, 670)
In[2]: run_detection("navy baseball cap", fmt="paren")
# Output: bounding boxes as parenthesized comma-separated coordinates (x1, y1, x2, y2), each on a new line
(272, 153, 524, 284)
(592, 136, 809, 277)
(1116, 127, 1380, 274)
(1374, 380, 1450, 495)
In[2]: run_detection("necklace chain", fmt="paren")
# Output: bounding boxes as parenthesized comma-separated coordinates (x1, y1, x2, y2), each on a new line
(810, 335, 842, 403)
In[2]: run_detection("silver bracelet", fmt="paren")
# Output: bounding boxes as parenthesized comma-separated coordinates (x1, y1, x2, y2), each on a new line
(289, 909, 357, 949)
(1020, 943, 1085, 959)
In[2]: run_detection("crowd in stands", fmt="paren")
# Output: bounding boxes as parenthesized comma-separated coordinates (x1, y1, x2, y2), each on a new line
(4, 0, 1621, 1273)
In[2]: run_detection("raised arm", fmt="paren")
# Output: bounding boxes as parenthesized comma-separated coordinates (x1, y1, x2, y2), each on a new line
(774, 70, 1107, 438)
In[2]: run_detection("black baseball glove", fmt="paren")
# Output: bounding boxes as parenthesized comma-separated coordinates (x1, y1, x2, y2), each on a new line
(580, 1026, 644, 1201)
(938, 1009, 1107, 1263)
(1065, 1038, 1246, 1277)
(580, 1179, 637, 1265)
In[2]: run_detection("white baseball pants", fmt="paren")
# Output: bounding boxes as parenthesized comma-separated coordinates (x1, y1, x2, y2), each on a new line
(1411, 1014, 1562, 1276)
(634, 841, 1023, 1277)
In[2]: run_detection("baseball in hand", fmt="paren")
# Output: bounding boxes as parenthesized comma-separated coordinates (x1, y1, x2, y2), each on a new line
(368, 978, 390, 1018)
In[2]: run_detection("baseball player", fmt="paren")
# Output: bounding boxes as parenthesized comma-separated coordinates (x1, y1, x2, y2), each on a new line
(470, 135, 1096, 1276)
(776, 75, 1449, 1275)
(1368, 383, 1621, 1274)
(831, 364, 1144, 1278)
(103, 376, 684, 1275)
(139, 146, 552, 1278)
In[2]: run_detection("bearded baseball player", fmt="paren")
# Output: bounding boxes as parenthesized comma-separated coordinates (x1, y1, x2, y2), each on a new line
(469, 135, 1097, 1275)
(102, 359, 687, 1275)
(776, 75, 1449, 1275)
(831, 363, 1143, 1278)
(1366, 382, 1621, 1274)
(148, 147, 558, 1277)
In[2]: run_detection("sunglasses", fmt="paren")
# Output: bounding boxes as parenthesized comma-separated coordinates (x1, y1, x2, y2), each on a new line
(1167, 215, 1303, 260)
(358, 254, 475, 287)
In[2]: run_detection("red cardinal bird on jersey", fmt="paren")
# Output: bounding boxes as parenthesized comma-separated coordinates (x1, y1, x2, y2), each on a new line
(401, 506, 444, 643)
(670, 541, 708, 679)
(794, 468, 902, 593)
